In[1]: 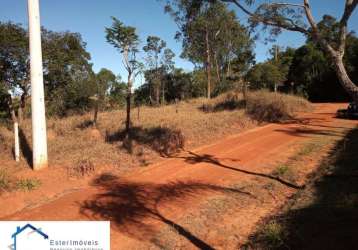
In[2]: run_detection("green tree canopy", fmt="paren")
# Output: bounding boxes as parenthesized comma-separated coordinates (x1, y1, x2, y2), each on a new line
(106, 17, 141, 133)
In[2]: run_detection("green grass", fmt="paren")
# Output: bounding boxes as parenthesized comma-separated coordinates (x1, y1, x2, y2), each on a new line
(261, 221, 285, 248)
(273, 165, 290, 177)
(291, 142, 319, 161)
(16, 178, 41, 191)
(289, 140, 325, 161)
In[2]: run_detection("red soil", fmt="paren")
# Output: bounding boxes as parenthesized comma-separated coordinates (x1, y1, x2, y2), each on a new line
(2, 103, 357, 249)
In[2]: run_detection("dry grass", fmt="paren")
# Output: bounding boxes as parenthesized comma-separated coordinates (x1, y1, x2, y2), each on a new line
(0, 169, 12, 193)
(68, 159, 95, 178)
(0, 91, 310, 171)
(0, 126, 12, 153)
(246, 90, 312, 122)
(0, 94, 258, 170)
(201, 90, 311, 122)
(200, 92, 245, 112)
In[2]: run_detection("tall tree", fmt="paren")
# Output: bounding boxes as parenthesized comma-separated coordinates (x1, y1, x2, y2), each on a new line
(0, 22, 29, 121)
(165, 1, 216, 98)
(246, 62, 285, 90)
(181, 0, 358, 102)
(164, 1, 254, 98)
(143, 36, 167, 104)
(109, 75, 127, 108)
(0, 23, 96, 117)
(42, 29, 95, 116)
(161, 48, 176, 103)
(106, 17, 141, 133)
(92, 68, 117, 126)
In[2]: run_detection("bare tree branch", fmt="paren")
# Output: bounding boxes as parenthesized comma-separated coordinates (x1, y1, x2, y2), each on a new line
(338, 0, 358, 54)
(302, 0, 336, 56)
(221, 0, 309, 34)
(268, 3, 305, 8)
(340, 0, 358, 25)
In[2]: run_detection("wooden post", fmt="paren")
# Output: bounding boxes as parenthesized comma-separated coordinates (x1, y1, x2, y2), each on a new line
(14, 121, 20, 162)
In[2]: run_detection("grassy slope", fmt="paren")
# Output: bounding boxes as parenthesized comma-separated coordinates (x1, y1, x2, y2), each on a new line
(0, 91, 310, 174)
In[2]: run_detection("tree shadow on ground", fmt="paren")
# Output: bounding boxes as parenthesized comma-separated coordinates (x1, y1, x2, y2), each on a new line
(105, 126, 184, 156)
(76, 119, 94, 129)
(274, 126, 346, 138)
(173, 151, 304, 190)
(80, 173, 254, 249)
(244, 126, 358, 250)
(18, 128, 32, 167)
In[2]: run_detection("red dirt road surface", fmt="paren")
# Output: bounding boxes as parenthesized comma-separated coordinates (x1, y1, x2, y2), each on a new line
(3, 103, 357, 249)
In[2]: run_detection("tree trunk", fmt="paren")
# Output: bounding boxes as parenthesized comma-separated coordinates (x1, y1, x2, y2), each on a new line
(126, 74, 132, 134)
(18, 107, 23, 123)
(149, 80, 153, 105)
(137, 105, 140, 120)
(155, 78, 160, 105)
(227, 58, 231, 77)
(161, 80, 165, 105)
(242, 80, 248, 102)
(332, 53, 358, 103)
(93, 101, 99, 127)
(18, 92, 27, 122)
(214, 51, 221, 83)
(205, 25, 212, 99)
(274, 45, 279, 93)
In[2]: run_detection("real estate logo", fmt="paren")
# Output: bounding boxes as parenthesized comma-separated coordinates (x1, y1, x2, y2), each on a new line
(0, 221, 110, 250)
(11, 223, 49, 250)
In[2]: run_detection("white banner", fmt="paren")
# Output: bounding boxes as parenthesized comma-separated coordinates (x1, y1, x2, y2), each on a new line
(0, 221, 110, 250)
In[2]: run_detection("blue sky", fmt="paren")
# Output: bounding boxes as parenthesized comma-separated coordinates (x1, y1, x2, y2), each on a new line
(1, 0, 358, 84)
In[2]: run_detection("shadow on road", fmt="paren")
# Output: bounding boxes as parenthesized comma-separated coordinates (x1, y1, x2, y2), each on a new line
(172, 151, 304, 190)
(80, 174, 254, 249)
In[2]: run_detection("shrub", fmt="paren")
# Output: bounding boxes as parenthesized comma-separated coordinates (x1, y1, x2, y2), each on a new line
(273, 165, 290, 176)
(246, 90, 311, 122)
(272, 164, 297, 183)
(68, 159, 95, 178)
(16, 178, 41, 191)
(152, 127, 185, 156)
(261, 221, 285, 248)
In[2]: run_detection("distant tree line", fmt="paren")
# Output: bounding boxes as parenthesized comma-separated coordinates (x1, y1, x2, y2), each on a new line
(167, 0, 358, 103)
(1, 2, 357, 124)
(0, 21, 127, 120)
(0, 2, 255, 122)
(246, 15, 358, 102)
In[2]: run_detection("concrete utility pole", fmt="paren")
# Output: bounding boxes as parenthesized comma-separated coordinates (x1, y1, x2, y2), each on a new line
(28, 0, 48, 170)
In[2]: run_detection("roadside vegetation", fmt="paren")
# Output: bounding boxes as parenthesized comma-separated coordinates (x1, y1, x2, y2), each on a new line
(0, 90, 310, 174)
(0, 169, 41, 193)
(0, 0, 357, 248)
(244, 127, 358, 249)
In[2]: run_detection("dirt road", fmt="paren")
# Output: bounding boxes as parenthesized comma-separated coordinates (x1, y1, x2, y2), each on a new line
(3, 103, 357, 249)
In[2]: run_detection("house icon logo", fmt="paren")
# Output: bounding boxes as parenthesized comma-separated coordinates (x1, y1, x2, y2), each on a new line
(11, 224, 48, 250)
